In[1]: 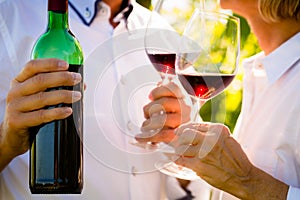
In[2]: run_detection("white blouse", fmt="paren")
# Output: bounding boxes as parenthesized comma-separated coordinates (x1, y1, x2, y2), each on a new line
(233, 32, 300, 199)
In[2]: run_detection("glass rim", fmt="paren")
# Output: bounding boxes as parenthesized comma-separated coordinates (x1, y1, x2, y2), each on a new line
(192, 8, 240, 24)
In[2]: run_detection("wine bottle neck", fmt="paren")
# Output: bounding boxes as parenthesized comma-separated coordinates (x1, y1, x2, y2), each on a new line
(48, 11, 69, 30)
(47, 0, 68, 30)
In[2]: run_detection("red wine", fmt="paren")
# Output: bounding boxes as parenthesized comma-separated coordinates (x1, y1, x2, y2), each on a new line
(147, 53, 176, 75)
(178, 74, 235, 100)
(30, 0, 84, 194)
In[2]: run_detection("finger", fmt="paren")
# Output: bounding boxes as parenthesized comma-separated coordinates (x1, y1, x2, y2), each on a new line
(141, 113, 167, 131)
(175, 123, 202, 136)
(135, 129, 176, 143)
(176, 128, 205, 146)
(175, 122, 211, 136)
(149, 82, 184, 100)
(12, 71, 82, 97)
(15, 107, 73, 128)
(175, 144, 200, 157)
(141, 112, 187, 131)
(12, 90, 82, 112)
(175, 156, 201, 170)
(15, 59, 69, 83)
(143, 97, 187, 118)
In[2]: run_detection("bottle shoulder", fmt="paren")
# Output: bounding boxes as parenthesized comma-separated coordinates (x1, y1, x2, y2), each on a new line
(32, 29, 84, 64)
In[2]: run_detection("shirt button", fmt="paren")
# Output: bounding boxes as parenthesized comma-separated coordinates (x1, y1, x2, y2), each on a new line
(127, 121, 133, 131)
(256, 63, 263, 69)
(84, 8, 91, 18)
(120, 75, 126, 85)
(131, 166, 137, 176)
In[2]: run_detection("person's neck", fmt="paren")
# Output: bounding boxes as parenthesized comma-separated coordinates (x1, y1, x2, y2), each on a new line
(102, 0, 123, 28)
(247, 16, 300, 55)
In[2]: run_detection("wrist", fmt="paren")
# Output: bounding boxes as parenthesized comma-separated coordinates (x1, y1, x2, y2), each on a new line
(0, 123, 15, 172)
(244, 166, 289, 200)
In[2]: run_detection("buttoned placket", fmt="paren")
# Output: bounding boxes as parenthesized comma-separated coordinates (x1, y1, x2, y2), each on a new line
(236, 55, 269, 148)
(99, 1, 139, 179)
(250, 59, 269, 113)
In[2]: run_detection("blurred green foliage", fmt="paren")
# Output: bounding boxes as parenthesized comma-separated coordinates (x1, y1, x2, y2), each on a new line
(200, 15, 260, 132)
(137, 0, 261, 132)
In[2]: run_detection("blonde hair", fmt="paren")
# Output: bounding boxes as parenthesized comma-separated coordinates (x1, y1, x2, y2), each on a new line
(258, 0, 300, 22)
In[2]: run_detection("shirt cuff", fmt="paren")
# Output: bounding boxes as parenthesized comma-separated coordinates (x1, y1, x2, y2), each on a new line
(287, 186, 300, 200)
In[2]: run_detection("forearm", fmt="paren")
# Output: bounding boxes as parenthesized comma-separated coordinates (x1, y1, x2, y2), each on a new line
(0, 123, 18, 173)
(0, 149, 14, 173)
(241, 166, 289, 200)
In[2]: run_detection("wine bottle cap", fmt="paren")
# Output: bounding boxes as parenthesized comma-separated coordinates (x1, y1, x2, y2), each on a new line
(48, 0, 68, 12)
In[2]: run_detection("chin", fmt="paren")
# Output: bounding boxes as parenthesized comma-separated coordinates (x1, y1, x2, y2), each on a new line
(219, 0, 231, 10)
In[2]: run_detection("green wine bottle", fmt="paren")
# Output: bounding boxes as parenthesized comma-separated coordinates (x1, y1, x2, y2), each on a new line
(30, 0, 83, 194)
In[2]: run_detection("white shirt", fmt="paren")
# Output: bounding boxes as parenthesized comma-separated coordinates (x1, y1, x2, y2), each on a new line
(0, 0, 169, 199)
(226, 32, 300, 199)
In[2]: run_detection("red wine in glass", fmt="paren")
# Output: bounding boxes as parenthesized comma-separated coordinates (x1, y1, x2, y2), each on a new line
(147, 53, 176, 75)
(178, 73, 235, 100)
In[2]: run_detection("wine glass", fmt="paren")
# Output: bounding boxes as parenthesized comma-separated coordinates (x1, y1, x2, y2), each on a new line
(155, 9, 241, 180)
(144, 0, 194, 84)
(131, 0, 196, 149)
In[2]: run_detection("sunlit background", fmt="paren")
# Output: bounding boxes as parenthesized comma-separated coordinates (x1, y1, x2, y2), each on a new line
(136, 0, 261, 132)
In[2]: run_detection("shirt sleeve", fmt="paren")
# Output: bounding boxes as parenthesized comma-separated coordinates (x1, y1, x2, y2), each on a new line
(165, 176, 213, 200)
(287, 186, 300, 200)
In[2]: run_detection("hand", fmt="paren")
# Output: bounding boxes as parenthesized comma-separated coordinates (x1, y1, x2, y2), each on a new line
(174, 122, 289, 200)
(135, 82, 191, 144)
(0, 58, 82, 171)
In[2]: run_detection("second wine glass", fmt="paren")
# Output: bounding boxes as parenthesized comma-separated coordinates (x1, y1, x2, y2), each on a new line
(156, 8, 241, 180)
(144, 0, 194, 84)
(132, 0, 196, 150)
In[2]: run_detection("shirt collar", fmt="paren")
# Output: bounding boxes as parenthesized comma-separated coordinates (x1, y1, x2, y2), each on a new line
(243, 32, 300, 84)
(69, 0, 132, 26)
(69, 0, 99, 25)
(262, 32, 300, 84)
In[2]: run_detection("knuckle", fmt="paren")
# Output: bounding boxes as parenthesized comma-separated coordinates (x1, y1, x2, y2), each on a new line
(26, 60, 38, 70)
(159, 97, 168, 106)
(32, 74, 45, 85)
(36, 92, 46, 102)
(59, 90, 73, 102)
(37, 109, 48, 123)
(62, 71, 76, 84)
(56, 90, 67, 98)
(143, 103, 149, 113)
(6, 115, 18, 130)
(5, 101, 14, 112)
(6, 91, 15, 103)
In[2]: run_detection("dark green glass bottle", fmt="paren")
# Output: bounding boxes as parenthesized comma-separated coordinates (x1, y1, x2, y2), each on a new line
(30, 0, 83, 194)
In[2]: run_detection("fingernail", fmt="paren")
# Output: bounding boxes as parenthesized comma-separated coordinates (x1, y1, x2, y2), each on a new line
(64, 107, 73, 115)
(73, 73, 82, 82)
(73, 91, 82, 100)
(58, 61, 68, 69)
